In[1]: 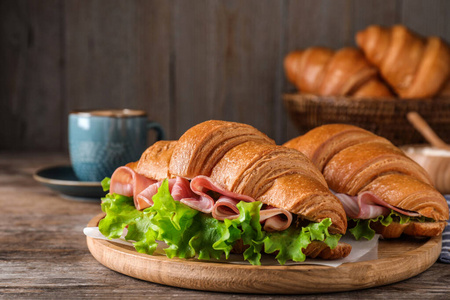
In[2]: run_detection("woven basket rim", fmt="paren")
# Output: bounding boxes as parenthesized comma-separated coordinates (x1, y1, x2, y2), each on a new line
(283, 93, 450, 105)
(282, 93, 450, 146)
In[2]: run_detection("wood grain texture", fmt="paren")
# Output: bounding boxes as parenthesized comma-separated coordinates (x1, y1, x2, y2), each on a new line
(63, 0, 172, 147)
(1, 152, 449, 298)
(1, 1, 450, 150)
(351, 0, 401, 38)
(401, 0, 450, 43)
(86, 213, 441, 294)
(0, 0, 63, 151)
(172, 0, 283, 142)
(135, 0, 172, 141)
(64, 0, 139, 110)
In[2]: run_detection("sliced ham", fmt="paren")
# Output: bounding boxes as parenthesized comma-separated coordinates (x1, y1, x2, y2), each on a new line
(171, 177, 194, 201)
(110, 166, 157, 210)
(135, 178, 174, 209)
(260, 207, 293, 231)
(212, 197, 293, 231)
(111, 168, 293, 231)
(110, 168, 192, 210)
(185, 175, 256, 213)
(136, 177, 191, 210)
(211, 197, 240, 220)
(334, 191, 422, 219)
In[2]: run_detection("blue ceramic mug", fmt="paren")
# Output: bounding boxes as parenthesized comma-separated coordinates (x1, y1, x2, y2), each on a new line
(69, 109, 164, 182)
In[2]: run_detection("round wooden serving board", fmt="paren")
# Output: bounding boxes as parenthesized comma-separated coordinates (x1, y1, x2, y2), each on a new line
(86, 213, 441, 294)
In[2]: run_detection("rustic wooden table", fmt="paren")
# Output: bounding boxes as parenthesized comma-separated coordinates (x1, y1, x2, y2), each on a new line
(1, 152, 449, 299)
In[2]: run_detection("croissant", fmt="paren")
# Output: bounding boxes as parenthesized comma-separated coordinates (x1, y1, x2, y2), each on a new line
(356, 24, 450, 98)
(135, 140, 177, 181)
(284, 124, 449, 238)
(115, 120, 350, 261)
(209, 141, 343, 230)
(168, 120, 346, 234)
(284, 47, 393, 97)
(168, 120, 275, 179)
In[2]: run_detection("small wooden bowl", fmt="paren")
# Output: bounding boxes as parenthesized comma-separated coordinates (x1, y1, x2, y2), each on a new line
(401, 145, 450, 194)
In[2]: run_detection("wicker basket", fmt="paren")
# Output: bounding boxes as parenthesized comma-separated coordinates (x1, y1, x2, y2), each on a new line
(283, 93, 450, 146)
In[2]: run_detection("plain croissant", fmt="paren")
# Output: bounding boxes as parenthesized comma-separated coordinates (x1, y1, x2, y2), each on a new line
(284, 47, 393, 98)
(284, 124, 449, 238)
(356, 24, 450, 99)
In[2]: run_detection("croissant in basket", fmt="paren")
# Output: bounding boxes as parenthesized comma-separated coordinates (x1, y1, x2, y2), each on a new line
(284, 47, 393, 98)
(99, 120, 351, 265)
(356, 24, 450, 99)
(284, 124, 449, 239)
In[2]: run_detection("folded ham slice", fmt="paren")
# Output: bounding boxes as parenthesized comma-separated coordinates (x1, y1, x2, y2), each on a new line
(187, 175, 256, 213)
(211, 197, 292, 232)
(110, 166, 157, 209)
(334, 191, 421, 219)
(109, 167, 294, 231)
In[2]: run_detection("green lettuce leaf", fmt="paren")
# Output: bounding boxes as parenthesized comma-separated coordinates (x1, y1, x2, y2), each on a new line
(348, 218, 377, 241)
(98, 179, 341, 265)
(99, 193, 142, 239)
(349, 210, 435, 240)
(101, 177, 111, 192)
(263, 218, 340, 265)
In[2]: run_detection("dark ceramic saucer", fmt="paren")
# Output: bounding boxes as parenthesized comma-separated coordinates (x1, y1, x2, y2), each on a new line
(33, 165, 106, 201)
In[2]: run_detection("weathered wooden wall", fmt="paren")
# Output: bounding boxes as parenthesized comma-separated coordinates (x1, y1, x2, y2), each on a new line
(1, 0, 450, 151)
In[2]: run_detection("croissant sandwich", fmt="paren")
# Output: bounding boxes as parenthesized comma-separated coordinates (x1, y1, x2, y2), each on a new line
(98, 120, 351, 265)
(356, 24, 450, 99)
(284, 124, 449, 240)
(284, 47, 393, 98)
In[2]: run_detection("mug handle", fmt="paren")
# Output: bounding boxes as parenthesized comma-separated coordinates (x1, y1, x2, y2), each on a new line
(147, 121, 165, 141)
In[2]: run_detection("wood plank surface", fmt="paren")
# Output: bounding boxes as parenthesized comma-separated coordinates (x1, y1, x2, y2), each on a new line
(63, 0, 172, 146)
(0, 0, 63, 151)
(64, 0, 139, 110)
(401, 0, 450, 42)
(135, 0, 173, 141)
(172, 0, 284, 142)
(1, 0, 450, 147)
(1, 152, 450, 298)
(351, 0, 401, 37)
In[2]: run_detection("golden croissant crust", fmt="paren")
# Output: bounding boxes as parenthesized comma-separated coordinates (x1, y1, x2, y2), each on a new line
(283, 124, 449, 237)
(302, 241, 352, 259)
(370, 221, 447, 239)
(135, 140, 177, 181)
(136, 120, 348, 235)
(168, 120, 275, 179)
(356, 24, 450, 98)
(361, 173, 447, 221)
(284, 47, 393, 98)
